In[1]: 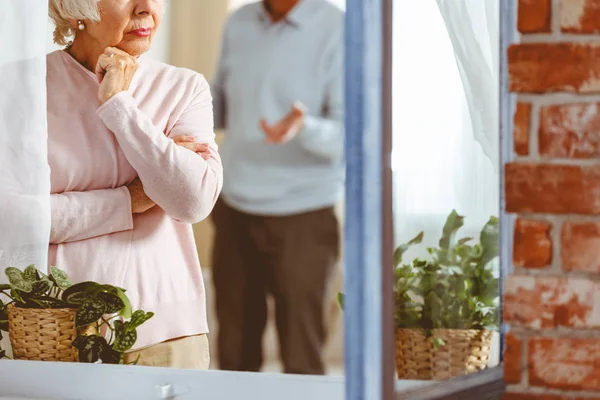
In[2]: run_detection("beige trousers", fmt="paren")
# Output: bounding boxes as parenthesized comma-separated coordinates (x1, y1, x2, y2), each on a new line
(123, 334, 210, 369)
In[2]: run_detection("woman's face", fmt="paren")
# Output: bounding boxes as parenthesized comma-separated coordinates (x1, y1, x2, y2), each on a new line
(85, 0, 163, 56)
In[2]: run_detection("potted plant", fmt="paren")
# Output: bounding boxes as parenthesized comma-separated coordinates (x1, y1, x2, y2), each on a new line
(0, 265, 153, 364)
(338, 210, 499, 380)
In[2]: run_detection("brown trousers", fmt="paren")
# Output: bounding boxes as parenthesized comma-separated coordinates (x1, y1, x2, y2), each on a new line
(211, 199, 340, 375)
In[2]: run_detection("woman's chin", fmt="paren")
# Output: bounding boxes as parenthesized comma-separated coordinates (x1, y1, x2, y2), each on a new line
(118, 40, 152, 57)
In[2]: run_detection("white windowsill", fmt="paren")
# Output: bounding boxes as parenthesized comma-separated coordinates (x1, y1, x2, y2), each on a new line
(0, 360, 433, 400)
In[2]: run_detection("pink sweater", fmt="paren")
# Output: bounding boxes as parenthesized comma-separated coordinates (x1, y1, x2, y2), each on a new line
(46, 50, 222, 350)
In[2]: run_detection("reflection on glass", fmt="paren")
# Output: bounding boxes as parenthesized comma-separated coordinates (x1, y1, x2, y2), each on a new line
(1, 0, 346, 377)
(391, 0, 500, 380)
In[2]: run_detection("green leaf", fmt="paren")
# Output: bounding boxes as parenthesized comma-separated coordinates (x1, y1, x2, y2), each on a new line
(426, 292, 444, 327)
(114, 288, 132, 319)
(393, 232, 424, 266)
(50, 267, 72, 290)
(96, 292, 124, 314)
(10, 289, 25, 305)
(100, 343, 122, 364)
(86, 285, 132, 319)
(31, 279, 53, 296)
(22, 265, 40, 283)
(113, 328, 137, 352)
(75, 298, 106, 327)
(432, 337, 446, 350)
(480, 216, 499, 267)
(127, 310, 154, 332)
(73, 335, 106, 363)
(72, 335, 88, 349)
(26, 296, 66, 309)
(61, 281, 100, 301)
(446, 266, 464, 275)
(0, 283, 11, 291)
(438, 210, 465, 254)
(5, 267, 33, 293)
(0, 306, 8, 331)
(113, 319, 125, 335)
(457, 237, 473, 246)
(65, 291, 88, 305)
(337, 292, 344, 310)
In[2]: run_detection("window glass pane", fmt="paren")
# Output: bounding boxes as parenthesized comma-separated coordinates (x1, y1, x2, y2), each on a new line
(392, 0, 501, 380)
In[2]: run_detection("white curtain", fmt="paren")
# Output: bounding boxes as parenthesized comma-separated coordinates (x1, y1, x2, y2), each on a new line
(437, 0, 499, 167)
(392, 0, 499, 258)
(0, 1, 50, 273)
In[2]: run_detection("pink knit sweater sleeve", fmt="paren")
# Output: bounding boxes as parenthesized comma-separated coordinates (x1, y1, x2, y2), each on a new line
(50, 187, 133, 244)
(96, 74, 223, 224)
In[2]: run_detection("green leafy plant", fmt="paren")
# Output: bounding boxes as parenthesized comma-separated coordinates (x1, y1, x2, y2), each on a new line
(0, 265, 153, 364)
(338, 210, 500, 336)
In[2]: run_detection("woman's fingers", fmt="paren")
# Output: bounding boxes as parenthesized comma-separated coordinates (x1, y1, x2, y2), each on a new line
(104, 47, 129, 58)
(172, 135, 197, 143)
(95, 53, 111, 81)
(172, 136, 211, 158)
(96, 47, 139, 103)
(175, 142, 209, 152)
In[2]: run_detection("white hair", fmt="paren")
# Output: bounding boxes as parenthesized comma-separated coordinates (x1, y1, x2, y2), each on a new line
(49, 0, 101, 46)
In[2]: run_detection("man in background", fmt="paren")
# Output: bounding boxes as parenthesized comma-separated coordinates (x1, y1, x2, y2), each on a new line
(211, 0, 344, 375)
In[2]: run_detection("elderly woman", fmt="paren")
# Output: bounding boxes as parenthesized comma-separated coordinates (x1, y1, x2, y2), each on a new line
(46, 0, 222, 369)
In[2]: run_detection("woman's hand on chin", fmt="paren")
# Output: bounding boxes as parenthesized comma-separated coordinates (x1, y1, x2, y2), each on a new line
(96, 47, 139, 105)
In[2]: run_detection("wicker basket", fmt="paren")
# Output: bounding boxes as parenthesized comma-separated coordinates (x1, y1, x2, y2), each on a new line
(395, 328, 492, 380)
(7, 304, 79, 362)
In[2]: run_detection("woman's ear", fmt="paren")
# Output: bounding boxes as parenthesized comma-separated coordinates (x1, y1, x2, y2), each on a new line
(70, 19, 86, 31)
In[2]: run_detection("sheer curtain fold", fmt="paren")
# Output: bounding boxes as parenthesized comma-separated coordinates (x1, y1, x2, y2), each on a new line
(0, 1, 50, 273)
(436, 0, 500, 167)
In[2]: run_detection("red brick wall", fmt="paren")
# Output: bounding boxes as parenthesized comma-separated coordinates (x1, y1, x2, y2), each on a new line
(503, 1, 600, 399)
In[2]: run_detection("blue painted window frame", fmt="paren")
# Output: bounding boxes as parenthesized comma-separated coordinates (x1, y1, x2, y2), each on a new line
(343, 1, 515, 399)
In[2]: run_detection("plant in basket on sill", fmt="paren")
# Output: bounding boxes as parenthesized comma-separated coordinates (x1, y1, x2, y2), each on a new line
(0, 265, 153, 364)
(338, 210, 499, 380)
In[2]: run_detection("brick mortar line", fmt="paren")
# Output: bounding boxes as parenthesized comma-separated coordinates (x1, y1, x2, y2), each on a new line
(507, 327, 600, 339)
(505, 384, 600, 398)
(510, 213, 600, 224)
(550, 217, 562, 273)
(520, 33, 600, 43)
(517, 93, 600, 104)
(529, 100, 541, 159)
(520, 329, 529, 387)
(510, 267, 600, 280)
(510, 156, 600, 166)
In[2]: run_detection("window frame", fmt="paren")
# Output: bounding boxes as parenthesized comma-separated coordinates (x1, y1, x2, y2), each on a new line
(387, 1, 515, 397)
(0, 0, 514, 398)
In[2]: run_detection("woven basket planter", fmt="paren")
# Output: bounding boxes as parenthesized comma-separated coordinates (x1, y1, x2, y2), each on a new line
(395, 328, 492, 380)
(7, 304, 79, 362)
